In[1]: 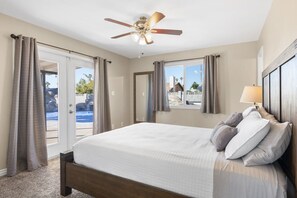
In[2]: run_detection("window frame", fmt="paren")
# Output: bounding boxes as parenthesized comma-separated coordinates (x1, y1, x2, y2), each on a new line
(165, 59, 204, 110)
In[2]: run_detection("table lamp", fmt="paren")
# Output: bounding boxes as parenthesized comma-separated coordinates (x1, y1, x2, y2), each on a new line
(240, 85, 262, 109)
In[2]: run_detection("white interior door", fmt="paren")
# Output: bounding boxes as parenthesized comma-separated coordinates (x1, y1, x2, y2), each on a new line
(39, 49, 94, 158)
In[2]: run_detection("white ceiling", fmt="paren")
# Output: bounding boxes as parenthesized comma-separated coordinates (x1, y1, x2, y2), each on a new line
(0, 0, 272, 58)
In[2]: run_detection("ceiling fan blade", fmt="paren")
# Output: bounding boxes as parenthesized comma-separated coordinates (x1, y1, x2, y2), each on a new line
(146, 12, 165, 27)
(104, 18, 133, 28)
(111, 32, 134, 39)
(145, 35, 154, 45)
(151, 29, 183, 35)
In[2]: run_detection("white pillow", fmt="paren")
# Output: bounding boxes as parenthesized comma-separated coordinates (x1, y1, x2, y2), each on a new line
(242, 106, 257, 118)
(236, 111, 261, 129)
(242, 121, 292, 166)
(225, 115, 270, 159)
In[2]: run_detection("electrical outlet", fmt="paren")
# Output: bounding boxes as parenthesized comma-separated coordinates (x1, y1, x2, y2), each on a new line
(111, 124, 115, 129)
(121, 122, 124, 127)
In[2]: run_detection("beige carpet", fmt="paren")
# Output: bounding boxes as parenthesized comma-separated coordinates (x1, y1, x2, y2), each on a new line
(0, 158, 92, 198)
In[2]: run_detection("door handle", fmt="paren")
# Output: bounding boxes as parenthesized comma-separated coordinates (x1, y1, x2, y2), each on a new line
(69, 110, 74, 114)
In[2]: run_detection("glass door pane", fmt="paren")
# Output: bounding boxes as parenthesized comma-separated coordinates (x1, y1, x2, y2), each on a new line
(40, 60, 59, 145)
(39, 50, 68, 158)
(75, 66, 94, 138)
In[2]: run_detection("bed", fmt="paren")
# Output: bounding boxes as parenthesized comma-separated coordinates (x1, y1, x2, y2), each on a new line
(60, 39, 297, 198)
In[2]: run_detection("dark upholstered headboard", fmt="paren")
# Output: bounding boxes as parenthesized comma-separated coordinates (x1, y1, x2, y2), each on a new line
(262, 39, 297, 192)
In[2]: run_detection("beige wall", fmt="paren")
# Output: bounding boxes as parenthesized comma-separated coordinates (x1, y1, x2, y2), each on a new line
(130, 42, 257, 128)
(258, 0, 297, 68)
(0, 13, 130, 170)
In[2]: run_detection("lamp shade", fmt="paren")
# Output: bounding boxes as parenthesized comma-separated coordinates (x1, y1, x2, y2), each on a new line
(240, 86, 262, 104)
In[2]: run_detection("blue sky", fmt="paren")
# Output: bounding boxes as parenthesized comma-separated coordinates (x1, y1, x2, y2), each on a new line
(45, 67, 94, 88)
(165, 64, 203, 90)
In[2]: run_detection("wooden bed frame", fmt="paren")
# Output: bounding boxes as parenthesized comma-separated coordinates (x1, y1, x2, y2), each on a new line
(60, 151, 187, 197)
(60, 39, 297, 197)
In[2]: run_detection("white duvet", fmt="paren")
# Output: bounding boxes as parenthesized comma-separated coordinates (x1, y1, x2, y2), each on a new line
(73, 123, 219, 198)
(73, 123, 287, 198)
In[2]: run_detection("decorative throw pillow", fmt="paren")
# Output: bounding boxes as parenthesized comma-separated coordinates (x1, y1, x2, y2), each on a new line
(236, 111, 261, 130)
(258, 107, 278, 123)
(242, 106, 257, 118)
(242, 121, 291, 166)
(224, 112, 243, 127)
(225, 114, 270, 159)
(210, 121, 225, 142)
(211, 125, 238, 151)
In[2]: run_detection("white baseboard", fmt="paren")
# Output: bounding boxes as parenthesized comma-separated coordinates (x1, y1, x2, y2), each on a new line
(48, 154, 59, 160)
(0, 168, 7, 177)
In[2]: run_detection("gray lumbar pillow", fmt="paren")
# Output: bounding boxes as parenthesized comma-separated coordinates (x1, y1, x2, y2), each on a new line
(210, 121, 225, 142)
(211, 125, 238, 152)
(242, 121, 292, 166)
(224, 112, 243, 127)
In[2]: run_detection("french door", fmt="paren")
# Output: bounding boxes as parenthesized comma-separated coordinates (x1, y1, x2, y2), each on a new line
(39, 49, 94, 158)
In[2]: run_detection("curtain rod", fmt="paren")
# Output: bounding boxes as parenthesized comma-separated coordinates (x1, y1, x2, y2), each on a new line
(164, 55, 220, 64)
(10, 34, 112, 64)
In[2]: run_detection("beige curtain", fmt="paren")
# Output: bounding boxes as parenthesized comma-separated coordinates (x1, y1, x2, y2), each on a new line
(7, 35, 48, 176)
(153, 61, 170, 112)
(93, 57, 111, 134)
(201, 55, 220, 114)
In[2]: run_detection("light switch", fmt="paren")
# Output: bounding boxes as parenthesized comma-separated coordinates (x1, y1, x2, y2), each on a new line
(111, 91, 115, 96)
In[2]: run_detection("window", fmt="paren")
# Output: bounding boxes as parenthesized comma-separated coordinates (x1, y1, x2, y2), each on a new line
(165, 59, 204, 109)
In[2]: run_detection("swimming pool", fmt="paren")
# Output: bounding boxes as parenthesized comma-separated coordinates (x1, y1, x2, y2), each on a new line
(46, 111, 93, 123)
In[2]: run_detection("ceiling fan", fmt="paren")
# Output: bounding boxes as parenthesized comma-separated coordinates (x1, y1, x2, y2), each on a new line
(104, 12, 183, 45)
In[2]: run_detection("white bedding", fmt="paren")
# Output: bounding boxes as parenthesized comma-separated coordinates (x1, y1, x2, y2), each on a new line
(73, 123, 219, 197)
(73, 123, 287, 198)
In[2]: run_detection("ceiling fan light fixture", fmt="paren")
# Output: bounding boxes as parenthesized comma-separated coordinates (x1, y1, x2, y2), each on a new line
(145, 33, 153, 42)
(139, 35, 146, 45)
(131, 32, 140, 42)
(105, 11, 182, 45)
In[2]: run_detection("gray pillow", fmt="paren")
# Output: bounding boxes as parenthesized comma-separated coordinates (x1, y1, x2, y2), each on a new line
(211, 125, 238, 151)
(242, 121, 292, 166)
(210, 121, 225, 143)
(224, 112, 243, 127)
